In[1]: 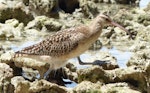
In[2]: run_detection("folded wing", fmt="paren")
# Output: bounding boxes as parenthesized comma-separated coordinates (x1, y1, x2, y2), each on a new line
(14, 28, 85, 57)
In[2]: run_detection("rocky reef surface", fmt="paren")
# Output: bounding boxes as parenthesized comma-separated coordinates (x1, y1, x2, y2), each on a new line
(0, 0, 150, 93)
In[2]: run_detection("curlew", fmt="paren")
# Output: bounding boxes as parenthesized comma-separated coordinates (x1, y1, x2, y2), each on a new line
(14, 14, 132, 79)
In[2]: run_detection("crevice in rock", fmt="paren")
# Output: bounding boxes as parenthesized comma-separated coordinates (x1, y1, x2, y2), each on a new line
(58, 0, 79, 13)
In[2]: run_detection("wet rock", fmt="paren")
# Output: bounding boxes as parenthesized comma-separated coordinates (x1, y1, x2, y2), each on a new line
(101, 27, 114, 39)
(0, 50, 14, 64)
(136, 25, 150, 42)
(0, 51, 23, 77)
(0, 0, 33, 25)
(72, 8, 84, 20)
(79, 0, 139, 4)
(66, 62, 77, 72)
(13, 57, 50, 79)
(0, 63, 14, 93)
(130, 26, 150, 52)
(137, 14, 150, 26)
(144, 61, 150, 93)
(130, 41, 150, 52)
(78, 66, 148, 92)
(58, 0, 79, 13)
(73, 81, 141, 93)
(127, 49, 150, 66)
(144, 2, 150, 12)
(25, 16, 62, 31)
(5, 18, 20, 27)
(114, 27, 129, 37)
(100, 82, 141, 93)
(30, 80, 67, 93)
(0, 22, 22, 40)
(103, 0, 110, 3)
(28, 0, 59, 17)
(73, 81, 102, 93)
(11, 77, 68, 93)
(112, 0, 139, 4)
(11, 76, 31, 93)
(23, 29, 43, 38)
(22, 67, 39, 81)
(59, 12, 83, 29)
(0, 18, 25, 40)
(89, 40, 103, 50)
(0, 51, 50, 79)
(64, 63, 78, 82)
(0, 45, 5, 56)
(0, 62, 13, 78)
(79, 0, 99, 17)
(77, 66, 104, 83)
(113, 9, 133, 25)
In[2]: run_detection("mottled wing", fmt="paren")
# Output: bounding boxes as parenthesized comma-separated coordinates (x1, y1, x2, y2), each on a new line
(14, 28, 85, 57)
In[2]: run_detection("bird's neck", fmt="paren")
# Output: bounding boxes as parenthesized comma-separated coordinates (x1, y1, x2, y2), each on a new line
(88, 19, 104, 35)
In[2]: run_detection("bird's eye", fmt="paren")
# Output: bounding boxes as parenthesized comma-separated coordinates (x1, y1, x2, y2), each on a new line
(105, 18, 109, 21)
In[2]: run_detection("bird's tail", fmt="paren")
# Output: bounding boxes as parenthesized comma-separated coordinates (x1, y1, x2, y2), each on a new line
(13, 51, 28, 58)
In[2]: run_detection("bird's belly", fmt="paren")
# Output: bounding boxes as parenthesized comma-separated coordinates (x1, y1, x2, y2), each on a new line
(17, 55, 67, 70)
(38, 55, 67, 69)
(62, 32, 101, 59)
(64, 41, 93, 58)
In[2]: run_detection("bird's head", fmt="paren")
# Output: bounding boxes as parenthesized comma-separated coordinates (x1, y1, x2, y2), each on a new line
(96, 14, 133, 39)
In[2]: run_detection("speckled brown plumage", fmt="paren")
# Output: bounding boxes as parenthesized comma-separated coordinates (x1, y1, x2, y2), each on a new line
(14, 26, 87, 57)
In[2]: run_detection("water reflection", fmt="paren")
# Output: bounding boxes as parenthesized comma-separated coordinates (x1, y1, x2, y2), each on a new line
(101, 47, 132, 68)
(69, 47, 132, 69)
(63, 79, 77, 88)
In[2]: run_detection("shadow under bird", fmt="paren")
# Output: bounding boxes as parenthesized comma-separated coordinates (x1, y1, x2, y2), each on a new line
(13, 14, 132, 79)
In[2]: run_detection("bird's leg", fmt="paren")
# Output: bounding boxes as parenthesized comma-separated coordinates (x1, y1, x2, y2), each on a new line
(43, 69, 52, 79)
(53, 70, 57, 78)
(43, 69, 58, 80)
(77, 56, 93, 65)
(77, 56, 110, 66)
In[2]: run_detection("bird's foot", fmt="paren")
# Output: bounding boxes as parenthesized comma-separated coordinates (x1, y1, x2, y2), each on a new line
(77, 56, 110, 66)
(92, 60, 110, 66)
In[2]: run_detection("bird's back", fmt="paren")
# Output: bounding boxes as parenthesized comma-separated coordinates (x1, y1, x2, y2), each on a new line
(14, 26, 88, 58)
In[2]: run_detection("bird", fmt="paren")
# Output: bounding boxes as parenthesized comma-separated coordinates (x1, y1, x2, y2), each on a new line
(13, 14, 132, 79)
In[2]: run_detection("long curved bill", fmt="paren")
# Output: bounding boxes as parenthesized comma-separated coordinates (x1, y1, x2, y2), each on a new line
(111, 21, 133, 39)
